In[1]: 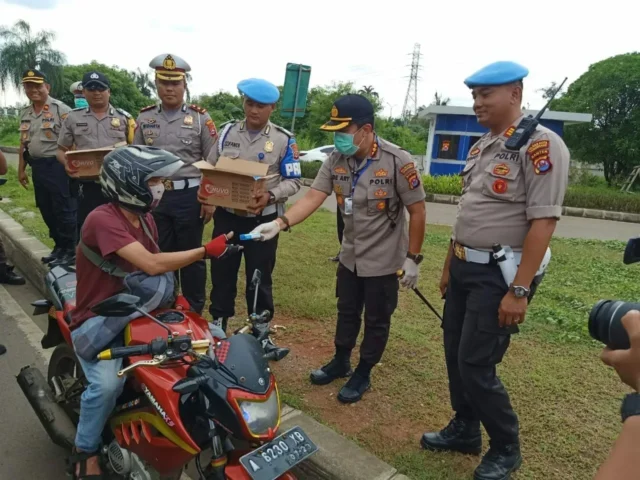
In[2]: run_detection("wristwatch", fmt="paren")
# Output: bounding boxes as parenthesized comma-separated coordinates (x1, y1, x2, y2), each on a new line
(407, 252, 424, 265)
(510, 285, 530, 298)
(621, 393, 640, 422)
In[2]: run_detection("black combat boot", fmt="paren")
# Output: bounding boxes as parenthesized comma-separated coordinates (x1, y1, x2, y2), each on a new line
(474, 442, 522, 480)
(310, 354, 353, 386)
(421, 414, 482, 455)
(41, 246, 62, 264)
(49, 248, 76, 268)
(0, 264, 26, 285)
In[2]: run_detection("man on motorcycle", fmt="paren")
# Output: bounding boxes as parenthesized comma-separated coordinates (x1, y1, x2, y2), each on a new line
(68, 145, 236, 479)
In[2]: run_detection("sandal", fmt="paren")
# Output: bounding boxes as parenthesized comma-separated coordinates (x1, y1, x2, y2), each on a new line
(67, 448, 104, 480)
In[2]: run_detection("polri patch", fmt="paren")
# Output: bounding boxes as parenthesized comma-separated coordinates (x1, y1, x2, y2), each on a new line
(534, 158, 553, 175)
(205, 119, 217, 137)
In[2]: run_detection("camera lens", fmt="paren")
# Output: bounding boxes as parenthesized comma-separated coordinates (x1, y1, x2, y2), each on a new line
(589, 300, 640, 350)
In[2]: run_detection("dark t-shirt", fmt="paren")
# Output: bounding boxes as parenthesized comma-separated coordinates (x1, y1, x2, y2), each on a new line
(70, 203, 159, 330)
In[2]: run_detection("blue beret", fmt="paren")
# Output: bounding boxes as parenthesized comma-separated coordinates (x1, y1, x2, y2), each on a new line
(237, 78, 280, 104)
(464, 61, 529, 88)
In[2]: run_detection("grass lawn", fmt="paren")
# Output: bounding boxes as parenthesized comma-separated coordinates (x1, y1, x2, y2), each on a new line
(1, 166, 636, 479)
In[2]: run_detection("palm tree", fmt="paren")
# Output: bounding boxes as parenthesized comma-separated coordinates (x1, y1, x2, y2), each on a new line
(358, 85, 379, 98)
(131, 68, 156, 98)
(432, 91, 450, 106)
(0, 20, 66, 91)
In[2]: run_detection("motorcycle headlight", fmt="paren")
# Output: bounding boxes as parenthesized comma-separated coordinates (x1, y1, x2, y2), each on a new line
(228, 378, 281, 440)
(238, 388, 280, 436)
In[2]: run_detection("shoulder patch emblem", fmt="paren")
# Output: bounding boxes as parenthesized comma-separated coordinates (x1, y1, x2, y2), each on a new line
(527, 140, 549, 155)
(469, 147, 481, 157)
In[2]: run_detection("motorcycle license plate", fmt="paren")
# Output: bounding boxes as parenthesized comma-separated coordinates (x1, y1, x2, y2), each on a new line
(240, 426, 318, 480)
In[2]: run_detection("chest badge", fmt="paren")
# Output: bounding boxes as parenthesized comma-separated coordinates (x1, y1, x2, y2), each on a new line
(258, 152, 265, 160)
(374, 189, 387, 198)
(492, 163, 510, 176)
(264, 141, 274, 153)
(376, 200, 386, 211)
(111, 117, 121, 128)
(147, 118, 156, 124)
(43, 112, 54, 120)
(374, 168, 388, 177)
(146, 137, 154, 145)
(183, 115, 193, 126)
(492, 178, 508, 194)
(334, 166, 348, 175)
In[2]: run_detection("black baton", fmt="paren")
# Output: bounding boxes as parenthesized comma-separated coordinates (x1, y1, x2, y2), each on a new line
(397, 270, 444, 322)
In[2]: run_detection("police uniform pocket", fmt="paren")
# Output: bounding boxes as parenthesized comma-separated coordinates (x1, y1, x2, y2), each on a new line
(481, 161, 521, 202)
(221, 148, 240, 159)
(463, 312, 514, 366)
(178, 127, 198, 145)
(72, 125, 92, 137)
(460, 159, 476, 192)
(107, 126, 126, 141)
(40, 124, 57, 142)
(366, 185, 394, 216)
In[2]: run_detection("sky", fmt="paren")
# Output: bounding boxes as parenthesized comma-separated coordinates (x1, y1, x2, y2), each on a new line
(1, 0, 639, 117)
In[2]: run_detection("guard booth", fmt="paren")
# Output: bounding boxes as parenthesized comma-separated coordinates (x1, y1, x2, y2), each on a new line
(419, 106, 592, 176)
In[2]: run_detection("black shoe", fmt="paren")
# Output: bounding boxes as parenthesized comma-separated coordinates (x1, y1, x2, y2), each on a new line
(337, 372, 371, 403)
(328, 253, 340, 262)
(0, 344, 6, 356)
(41, 246, 62, 264)
(0, 264, 26, 285)
(310, 357, 352, 386)
(49, 250, 76, 268)
(474, 442, 522, 480)
(421, 415, 482, 455)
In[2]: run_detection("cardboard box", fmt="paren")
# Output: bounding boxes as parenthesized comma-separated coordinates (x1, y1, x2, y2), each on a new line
(194, 157, 277, 211)
(66, 147, 113, 178)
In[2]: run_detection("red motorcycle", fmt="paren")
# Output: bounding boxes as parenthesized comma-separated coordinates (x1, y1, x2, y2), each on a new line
(17, 264, 317, 480)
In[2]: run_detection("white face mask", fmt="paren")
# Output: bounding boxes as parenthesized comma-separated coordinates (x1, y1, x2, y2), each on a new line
(149, 183, 165, 209)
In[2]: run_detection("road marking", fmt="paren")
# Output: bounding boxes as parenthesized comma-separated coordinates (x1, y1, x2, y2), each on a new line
(0, 284, 196, 480)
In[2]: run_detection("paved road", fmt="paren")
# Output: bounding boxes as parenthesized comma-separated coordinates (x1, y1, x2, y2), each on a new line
(6, 152, 639, 242)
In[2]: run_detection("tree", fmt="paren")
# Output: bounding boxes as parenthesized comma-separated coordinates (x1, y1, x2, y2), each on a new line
(537, 81, 565, 101)
(0, 20, 66, 91)
(131, 68, 155, 98)
(432, 91, 450, 106)
(51, 62, 152, 114)
(552, 52, 640, 184)
(358, 85, 379, 98)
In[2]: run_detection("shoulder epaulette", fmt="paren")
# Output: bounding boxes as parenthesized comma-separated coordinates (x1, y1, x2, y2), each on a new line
(71, 106, 85, 111)
(379, 137, 409, 156)
(189, 104, 207, 114)
(272, 124, 293, 137)
(140, 104, 157, 113)
(116, 107, 132, 119)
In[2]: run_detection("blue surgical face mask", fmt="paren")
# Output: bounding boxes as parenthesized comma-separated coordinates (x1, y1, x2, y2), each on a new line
(334, 128, 363, 156)
(74, 97, 88, 108)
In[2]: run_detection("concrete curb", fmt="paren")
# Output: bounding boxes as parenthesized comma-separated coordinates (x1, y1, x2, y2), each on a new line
(0, 210, 410, 480)
(423, 192, 640, 225)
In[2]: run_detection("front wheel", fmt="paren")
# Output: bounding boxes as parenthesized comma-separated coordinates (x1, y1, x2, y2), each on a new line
(47, 342, 85, 424)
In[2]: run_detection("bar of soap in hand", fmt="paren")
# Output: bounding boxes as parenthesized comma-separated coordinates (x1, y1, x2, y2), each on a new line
(239, 233, 261, 241)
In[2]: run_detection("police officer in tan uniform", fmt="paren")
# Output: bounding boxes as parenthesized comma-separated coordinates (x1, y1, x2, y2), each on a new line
(17, 69, 77, 267)
(133, 54, 217, 314)
(57, 70, 135, 256)
(249, 94, 426, 403)
(420, 62, 570, 480)
(204, 78, 301, 335)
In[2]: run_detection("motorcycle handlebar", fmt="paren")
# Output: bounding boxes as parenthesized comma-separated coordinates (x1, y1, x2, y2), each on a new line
(97, 337, 168, 361)
(97, 344, 151, 360)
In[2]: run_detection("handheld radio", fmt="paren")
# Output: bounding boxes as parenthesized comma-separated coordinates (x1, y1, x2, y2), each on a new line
(504, 77, 568, 151)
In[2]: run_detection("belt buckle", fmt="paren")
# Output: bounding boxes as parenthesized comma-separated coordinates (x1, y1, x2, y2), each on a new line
(454, 243, 466, 261)
(163, 179, 173, 191)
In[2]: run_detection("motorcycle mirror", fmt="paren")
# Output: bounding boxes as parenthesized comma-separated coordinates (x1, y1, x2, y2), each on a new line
(90, 293, 141, 317)
(624, 237, 640, 265)
(172, 377, 201, 395)
(251, 269, 262, 287)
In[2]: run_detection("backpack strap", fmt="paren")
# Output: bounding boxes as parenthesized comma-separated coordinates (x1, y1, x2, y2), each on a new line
(78, 240, 128, 278)
(79, 215, 159, 279)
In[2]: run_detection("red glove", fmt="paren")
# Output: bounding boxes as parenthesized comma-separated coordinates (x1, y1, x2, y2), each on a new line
(204, 232, 241, 259)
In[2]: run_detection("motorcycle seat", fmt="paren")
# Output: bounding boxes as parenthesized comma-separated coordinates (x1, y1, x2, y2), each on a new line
(47, 266, 77, 313)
